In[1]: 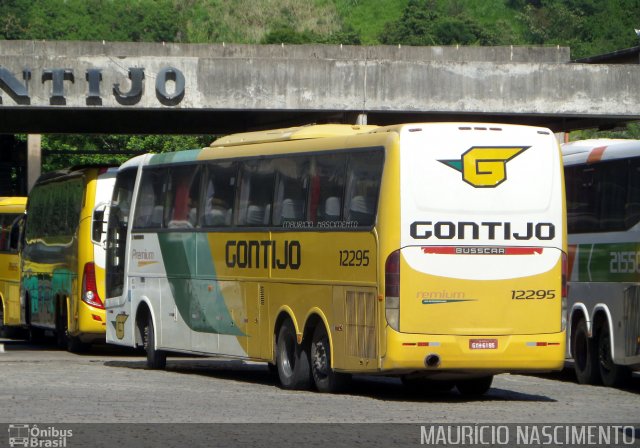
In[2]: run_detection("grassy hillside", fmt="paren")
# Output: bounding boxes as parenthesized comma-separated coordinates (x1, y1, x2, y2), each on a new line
(332, 0, 409, 44)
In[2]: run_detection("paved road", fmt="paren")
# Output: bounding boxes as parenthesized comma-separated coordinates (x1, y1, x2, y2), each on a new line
(1, 336, 638, 426)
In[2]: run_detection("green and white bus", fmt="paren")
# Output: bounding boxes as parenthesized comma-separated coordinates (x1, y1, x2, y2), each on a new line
(563, 138, 640, 387)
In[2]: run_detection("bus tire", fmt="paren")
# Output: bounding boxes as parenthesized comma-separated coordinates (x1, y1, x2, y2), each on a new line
(572, 318, 600, 385)
(28, 326, 46, 344)
(596, 322, 631, 388)
(0, 302, 6, 338)
(56, 302, 89, 353)
(276, 320, 311, 390)
(456, 375, 493, 397)
(143, 314, 166, 370)
(310, 324, 350, 393)
(67, 336, 90, 353)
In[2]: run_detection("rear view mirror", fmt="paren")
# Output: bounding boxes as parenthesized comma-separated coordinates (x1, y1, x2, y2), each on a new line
(91, 202, 109, 244)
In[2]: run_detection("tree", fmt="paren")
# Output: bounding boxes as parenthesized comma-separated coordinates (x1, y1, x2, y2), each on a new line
(379, 0, 439, 46)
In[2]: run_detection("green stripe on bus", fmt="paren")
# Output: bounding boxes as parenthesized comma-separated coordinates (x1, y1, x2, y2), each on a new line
(148, 149, 202, 166)
(575, 242, 640, 282)
(157, 233, 244, 336)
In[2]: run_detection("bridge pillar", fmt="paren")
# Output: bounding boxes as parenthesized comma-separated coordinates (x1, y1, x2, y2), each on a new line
(27, 134, 41, 192)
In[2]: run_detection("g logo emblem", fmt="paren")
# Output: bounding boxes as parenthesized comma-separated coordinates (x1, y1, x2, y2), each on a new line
(115, 313, 129, 340)
(439, 146, 529, 188)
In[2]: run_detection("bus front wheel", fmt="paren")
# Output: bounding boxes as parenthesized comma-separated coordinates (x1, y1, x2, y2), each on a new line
(276, 320, 311, 390)
(572, 319, 600, 385)
(597, 322, 631, 388)
(310, 324, 350, 393)
(143, 314, 166, 370)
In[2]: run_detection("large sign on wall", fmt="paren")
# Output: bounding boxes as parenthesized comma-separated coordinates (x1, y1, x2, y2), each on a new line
(0, 66, 185, 106)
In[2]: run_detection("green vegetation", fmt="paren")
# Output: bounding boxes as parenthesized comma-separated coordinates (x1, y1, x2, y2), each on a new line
(2, 0, 640, 169)
(5, 0, 639, 56)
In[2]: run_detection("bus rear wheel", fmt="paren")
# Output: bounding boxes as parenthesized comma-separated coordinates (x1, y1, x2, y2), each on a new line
(572, 318, 600, 385)
(456, 375, 493, 397)
(276, 320, 311, 390)
(143, 314, 166, 370)
(310, 324, 350, 393)
(0, 302, 6, 338)
(597, 322, 631, 388)
(56, 302, 89, 353)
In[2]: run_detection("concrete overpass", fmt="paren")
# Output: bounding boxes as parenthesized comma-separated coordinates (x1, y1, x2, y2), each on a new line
(1, 40, 640, 193)
(2, 40, 640, 135)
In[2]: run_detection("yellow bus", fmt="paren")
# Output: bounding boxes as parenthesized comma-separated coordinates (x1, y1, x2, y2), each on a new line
(0, 197, 27, 338)
(21, 167, 116, 351)
(104, 123, 566, 395)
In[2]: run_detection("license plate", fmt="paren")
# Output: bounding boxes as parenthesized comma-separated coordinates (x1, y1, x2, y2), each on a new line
(469, 339, 498, 350)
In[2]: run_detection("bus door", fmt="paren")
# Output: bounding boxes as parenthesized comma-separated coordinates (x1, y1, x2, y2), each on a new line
(105, 168, 137, 346)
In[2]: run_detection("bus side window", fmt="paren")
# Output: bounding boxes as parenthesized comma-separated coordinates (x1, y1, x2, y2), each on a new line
(626, 158, 640, 229)
(344, 151, 384, 227)
(0, 215, 7, 251)
(134, 168, 167, 229)
(8, 215, 22, 252)
(313, 153, 347, 224)
(166, 165, 201, 229)
(596, 160, 628, 232)
(273, 156, 310, 226)
(565, 166, 596, 233)
(202, 162, 237, 228)
(236, 160, 275, 227)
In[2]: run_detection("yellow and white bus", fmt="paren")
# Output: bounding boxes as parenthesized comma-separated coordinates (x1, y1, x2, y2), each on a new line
(21, 166, 116, 351)
(105, 123, 566, 395)
(0, 197, 27, 338)
(562, 138, 640, 387)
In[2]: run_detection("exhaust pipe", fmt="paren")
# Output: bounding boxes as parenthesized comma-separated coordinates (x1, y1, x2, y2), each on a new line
(425, 353, 441, 368)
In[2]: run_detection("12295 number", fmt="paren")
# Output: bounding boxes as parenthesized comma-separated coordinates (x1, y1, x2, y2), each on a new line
(339, 249, 370, 267)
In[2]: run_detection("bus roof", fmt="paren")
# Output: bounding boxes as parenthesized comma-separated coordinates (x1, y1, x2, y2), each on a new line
(561, 139, 640, 165)
(210, 124, 379, 147)
(0, 196, 27, 213)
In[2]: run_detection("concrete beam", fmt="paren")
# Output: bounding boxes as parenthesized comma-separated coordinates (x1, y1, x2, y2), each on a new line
(0, 41, 637, 134)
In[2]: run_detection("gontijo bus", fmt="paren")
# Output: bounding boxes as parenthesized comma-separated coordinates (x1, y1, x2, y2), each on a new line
(104, 123, 566, 395)
(562, 138, 640, 387)
(21, 166, 116, 351)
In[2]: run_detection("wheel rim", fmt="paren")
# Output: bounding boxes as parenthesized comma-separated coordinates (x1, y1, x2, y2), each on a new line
(312, 336, 330, 379)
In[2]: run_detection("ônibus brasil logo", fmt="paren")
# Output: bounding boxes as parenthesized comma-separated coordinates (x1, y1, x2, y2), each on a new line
(439, 146, 529, 188)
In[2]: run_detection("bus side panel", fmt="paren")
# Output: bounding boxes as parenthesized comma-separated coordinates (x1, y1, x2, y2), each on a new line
(568, 242, 640, 365)
(0, 252, 21, 326)
(22, 174, 81, 331)
(0, 200, 26, 327)
(211, 230, 379, 368)
(135, 232, 248, 357)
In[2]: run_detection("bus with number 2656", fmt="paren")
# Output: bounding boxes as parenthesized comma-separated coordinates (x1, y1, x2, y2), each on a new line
(104, 123, 566, 395)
